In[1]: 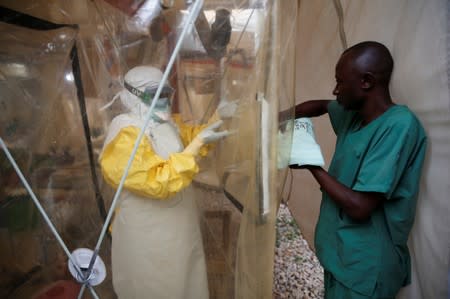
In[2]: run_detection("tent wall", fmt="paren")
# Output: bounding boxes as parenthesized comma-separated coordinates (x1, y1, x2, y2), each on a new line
(287, 0, 450, 298)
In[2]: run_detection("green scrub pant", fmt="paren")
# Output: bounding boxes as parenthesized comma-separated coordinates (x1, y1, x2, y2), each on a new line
(324, 271, 394, 299)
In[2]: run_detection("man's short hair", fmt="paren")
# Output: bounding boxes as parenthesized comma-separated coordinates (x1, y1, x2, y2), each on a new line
(344, 41, 394, 85)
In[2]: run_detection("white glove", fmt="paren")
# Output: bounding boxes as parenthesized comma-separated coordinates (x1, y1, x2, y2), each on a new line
(183, 120, 230, 156)
(289, 118, 325, 167)
(216, 99, 239, 119)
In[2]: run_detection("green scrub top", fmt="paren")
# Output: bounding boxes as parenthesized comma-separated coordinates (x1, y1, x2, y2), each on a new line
(315, 101, 427, 297)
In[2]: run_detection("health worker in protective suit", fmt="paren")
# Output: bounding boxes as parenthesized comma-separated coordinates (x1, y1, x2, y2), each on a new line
(99, 65, 231, 299)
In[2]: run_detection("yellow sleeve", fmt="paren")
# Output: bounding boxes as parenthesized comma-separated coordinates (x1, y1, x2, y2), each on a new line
(172, 114, 213, 157)
(99, 126, 199, 199)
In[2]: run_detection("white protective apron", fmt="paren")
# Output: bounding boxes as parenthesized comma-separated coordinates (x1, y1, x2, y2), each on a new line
(105, 114, 209, 299)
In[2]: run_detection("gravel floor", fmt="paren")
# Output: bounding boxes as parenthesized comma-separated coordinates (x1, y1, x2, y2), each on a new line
(273, 204, 324, 299)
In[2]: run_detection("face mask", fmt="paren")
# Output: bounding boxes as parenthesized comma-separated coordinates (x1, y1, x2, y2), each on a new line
(120, 94, 171, 123)
(151, 97, 171, 122)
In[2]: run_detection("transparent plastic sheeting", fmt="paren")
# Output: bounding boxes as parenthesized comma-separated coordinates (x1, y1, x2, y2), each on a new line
(0, 1, 297, 298)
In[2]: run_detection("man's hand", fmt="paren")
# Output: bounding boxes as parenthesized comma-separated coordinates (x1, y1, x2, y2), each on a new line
(183, 120, 230, 156)
(198, 120, 230, 144)
(289, 164, 311, 169)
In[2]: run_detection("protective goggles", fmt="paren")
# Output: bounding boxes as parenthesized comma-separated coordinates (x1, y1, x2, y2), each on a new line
(124, 81, 174, 105)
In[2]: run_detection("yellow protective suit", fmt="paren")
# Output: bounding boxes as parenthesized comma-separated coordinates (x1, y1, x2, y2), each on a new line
(100, 113, 210, 299)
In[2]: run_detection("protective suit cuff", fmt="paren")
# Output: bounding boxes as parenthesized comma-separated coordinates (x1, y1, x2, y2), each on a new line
(169, 152, 200, 175)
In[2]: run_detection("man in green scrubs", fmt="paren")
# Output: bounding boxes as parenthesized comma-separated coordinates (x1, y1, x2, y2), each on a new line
(290, 41, 427, 298)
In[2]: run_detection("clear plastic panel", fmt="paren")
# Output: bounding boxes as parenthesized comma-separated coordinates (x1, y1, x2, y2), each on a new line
(0, 1, 297, 298)
(0, 21, 114, 298)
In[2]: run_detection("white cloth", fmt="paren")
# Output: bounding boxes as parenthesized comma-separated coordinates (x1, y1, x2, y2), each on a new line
(105, 114, 209, 299)
(289, 118, 324, 167)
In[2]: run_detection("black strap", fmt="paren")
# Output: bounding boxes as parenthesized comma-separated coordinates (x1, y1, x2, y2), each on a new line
(124, 81, 174, 104)
(0, 6, 77, 30)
